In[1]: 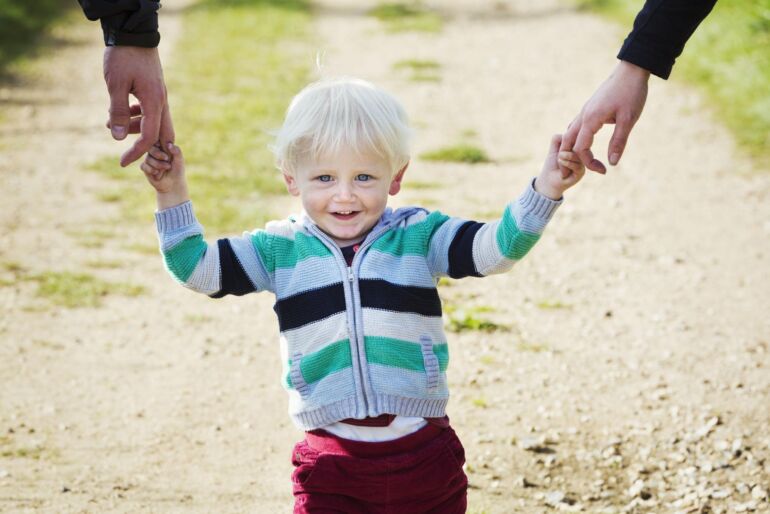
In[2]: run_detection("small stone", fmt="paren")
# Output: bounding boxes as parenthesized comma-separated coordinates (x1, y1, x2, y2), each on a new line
(545, 491, 566, 507)
(61, 485, 71, 493)
(0, 469, 9, 478)
(628, 479, 644, 497)
(751, 485, 768, 501)
(710, 489, 731, 500)
(734, 501, 757, 512)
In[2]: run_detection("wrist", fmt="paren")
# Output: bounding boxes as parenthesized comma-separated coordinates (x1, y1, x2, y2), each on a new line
(157, 186, 190, 210)
(616, 60, 651, 81)
(534, 176, 563, 201)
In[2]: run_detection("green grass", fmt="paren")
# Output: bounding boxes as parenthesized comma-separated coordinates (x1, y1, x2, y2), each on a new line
(536, 299, 572, 310)
(420, 144, 491, 164)
(30, 271, 145, 308)
(393, 59, 442, 82)
(575, 0, 770, 160)
(0, 0, 74, 74)
(516, 341, 549, 353)
(444, 305, 508, 333)
(471, 397, 488, 408)
(369, 2, 443, 33)
(91, 0, 312, 235)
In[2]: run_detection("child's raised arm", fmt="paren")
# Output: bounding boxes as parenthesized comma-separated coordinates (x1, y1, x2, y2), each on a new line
(144, 144, 275, 297)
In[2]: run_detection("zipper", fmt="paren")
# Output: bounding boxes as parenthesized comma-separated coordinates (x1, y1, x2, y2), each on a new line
(306, 222, 392, 417)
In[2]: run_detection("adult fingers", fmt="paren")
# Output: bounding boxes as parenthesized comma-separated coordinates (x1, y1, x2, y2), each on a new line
(608, 115, 635, 166)
(106, 104, 143, 133)
(159, 102, 175, 148)
(108, 86, 132, 141)
(573, 121, 606, 174)
(559, 118, 580, 178)
(560, 118, 579, 153)
(120, 96, 162, 167)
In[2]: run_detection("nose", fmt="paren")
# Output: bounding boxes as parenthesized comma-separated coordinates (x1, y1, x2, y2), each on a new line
(334, 181, 354, 202)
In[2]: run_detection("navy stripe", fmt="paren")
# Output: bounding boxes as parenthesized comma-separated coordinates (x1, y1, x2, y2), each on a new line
(211, 239, 257, 298)
(273, 282, 346, 331)
(447, 220, 484, 279)
(359, 279, 442, 317)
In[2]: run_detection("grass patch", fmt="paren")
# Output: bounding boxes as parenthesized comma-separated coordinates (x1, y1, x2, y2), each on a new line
(0, 0, 74, 74)
(420, 144, 491, 164)
(536, 299, 572, 310)
(90, 0, 312, 235)
(479, 354, 495, 365)
(393, 59, 442, 82)
(471, 397, 488, 408)
(30, 271, 145, 308)
(369, 2, 443, 33)
(516, 341, 549, 353)
(574, 0, 770, 159)
(185, 313, 214, 324)
(437, 277, 453, 287)
(445, 305, 508, 333)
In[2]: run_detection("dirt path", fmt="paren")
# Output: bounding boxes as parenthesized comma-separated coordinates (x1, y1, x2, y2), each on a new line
(1, 1, 769, 513)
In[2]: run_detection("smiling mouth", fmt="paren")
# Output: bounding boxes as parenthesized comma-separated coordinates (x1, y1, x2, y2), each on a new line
(331, 211, 359, 220)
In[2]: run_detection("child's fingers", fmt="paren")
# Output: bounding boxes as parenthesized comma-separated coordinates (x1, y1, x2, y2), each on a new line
(148, 144, 170, 162)
(558, 150, 581, 164)
(558, 157, 584, 174)
(145, 154, 171, 170)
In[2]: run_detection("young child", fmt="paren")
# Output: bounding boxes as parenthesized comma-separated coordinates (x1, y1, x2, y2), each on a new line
(141, 77, 585, 513)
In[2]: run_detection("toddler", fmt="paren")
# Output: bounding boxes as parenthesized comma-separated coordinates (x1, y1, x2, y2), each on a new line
(141, 77, 585, 513)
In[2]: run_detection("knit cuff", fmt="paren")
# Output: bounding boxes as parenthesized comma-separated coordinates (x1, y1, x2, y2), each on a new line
(155, 201, 197, 232)
(519, 178, 563, 222)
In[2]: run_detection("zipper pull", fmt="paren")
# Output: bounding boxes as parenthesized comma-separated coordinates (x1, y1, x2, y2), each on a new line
(348, 267, 354, 282)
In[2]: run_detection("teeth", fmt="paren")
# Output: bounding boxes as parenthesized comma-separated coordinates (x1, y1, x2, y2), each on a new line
(337, 211, 353, 215)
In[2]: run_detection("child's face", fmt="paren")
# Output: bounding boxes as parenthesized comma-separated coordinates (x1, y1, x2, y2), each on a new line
(284, 147, 407, 247)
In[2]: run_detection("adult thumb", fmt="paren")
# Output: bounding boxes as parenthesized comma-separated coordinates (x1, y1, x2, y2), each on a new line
(109, 89, 131, 140)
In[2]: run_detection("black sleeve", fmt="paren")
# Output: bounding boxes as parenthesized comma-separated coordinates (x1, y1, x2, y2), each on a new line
(617, 0, 717, 79)
(77, 0, 161, 48)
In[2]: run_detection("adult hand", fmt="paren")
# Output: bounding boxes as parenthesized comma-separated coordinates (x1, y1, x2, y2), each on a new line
(560, 60, 650, 174)
(103, 46, 174, 167)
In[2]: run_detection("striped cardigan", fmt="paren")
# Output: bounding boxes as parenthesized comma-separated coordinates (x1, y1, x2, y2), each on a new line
(155, 180, 562, 430)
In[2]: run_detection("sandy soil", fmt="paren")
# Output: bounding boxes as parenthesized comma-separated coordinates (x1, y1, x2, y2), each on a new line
(1, 0, 769, 512)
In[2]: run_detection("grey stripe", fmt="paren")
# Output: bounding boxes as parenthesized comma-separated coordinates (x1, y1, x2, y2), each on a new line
(274, 255, 341, 300)
(186, 242, 221, 294)
(359, 252, 436, 288)
(426, 216, 467, 277)
(361, 309, 445, 344)
(280, 312, 350, 356)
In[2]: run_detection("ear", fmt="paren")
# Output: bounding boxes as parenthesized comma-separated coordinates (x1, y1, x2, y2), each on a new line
(389, 161, 409, 196)
(283, 171, 300, 197)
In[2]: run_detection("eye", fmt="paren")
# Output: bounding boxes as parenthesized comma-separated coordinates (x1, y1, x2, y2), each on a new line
(316, 175, 332, 182)
(356, 174, 372, 182)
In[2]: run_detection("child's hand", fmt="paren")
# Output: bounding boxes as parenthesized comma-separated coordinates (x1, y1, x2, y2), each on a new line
(140, 142, 185, 194)
(535, 134, 585, 200)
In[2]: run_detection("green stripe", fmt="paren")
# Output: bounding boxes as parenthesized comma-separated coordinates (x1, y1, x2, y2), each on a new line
(164, 235, 207, 282)
(285, 339, 352, 389)
(365, 336, 448, 372)
(496, 206, 540, 260)
(371, 211, 449, 257)
(251, 231, 332, 273)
